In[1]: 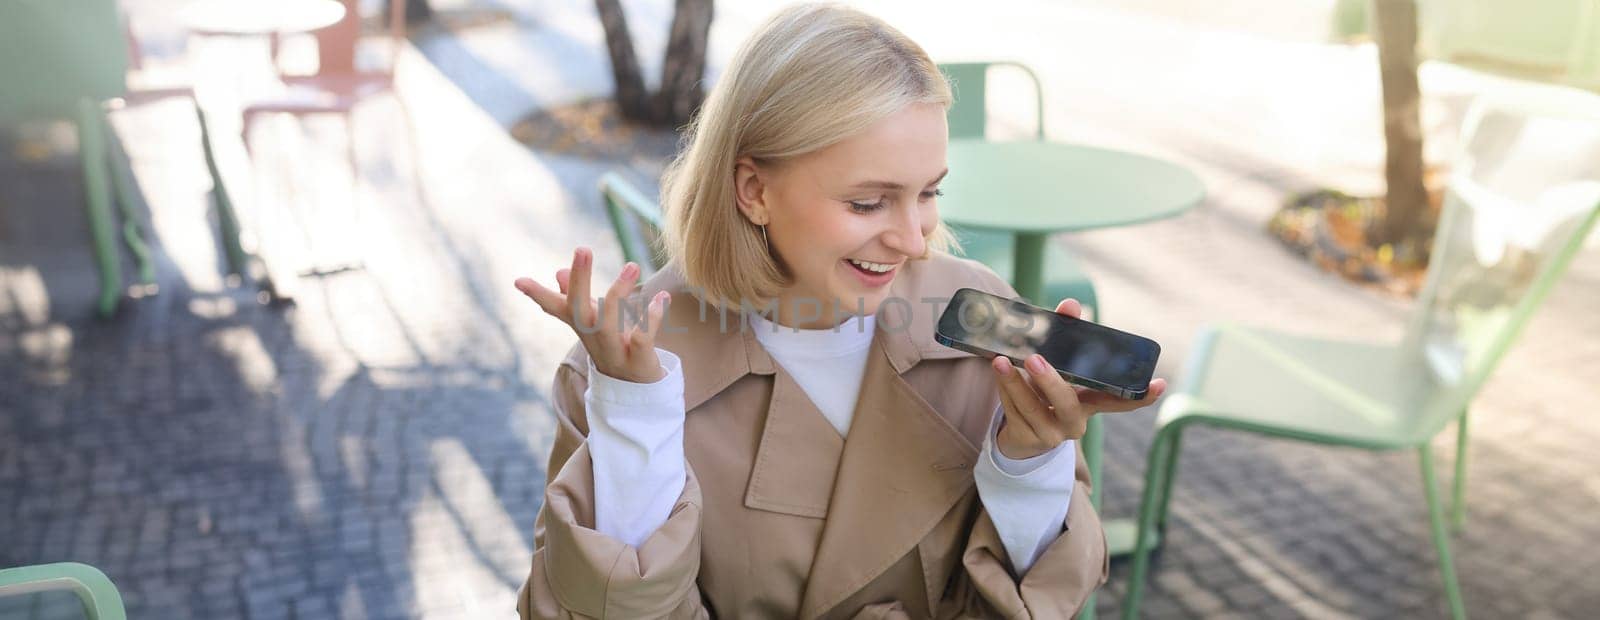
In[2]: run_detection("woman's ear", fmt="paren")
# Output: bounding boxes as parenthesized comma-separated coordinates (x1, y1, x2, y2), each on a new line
(733, 156, 769, 225)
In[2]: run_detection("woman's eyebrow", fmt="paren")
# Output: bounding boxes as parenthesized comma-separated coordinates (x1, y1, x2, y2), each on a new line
(849, 169, 949, 190)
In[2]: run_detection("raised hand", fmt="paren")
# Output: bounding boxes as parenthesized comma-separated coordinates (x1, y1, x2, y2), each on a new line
(514, 247, 672, 383)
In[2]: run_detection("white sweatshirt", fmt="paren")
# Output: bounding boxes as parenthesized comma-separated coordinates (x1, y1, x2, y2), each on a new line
(581, 311, 1077, 575)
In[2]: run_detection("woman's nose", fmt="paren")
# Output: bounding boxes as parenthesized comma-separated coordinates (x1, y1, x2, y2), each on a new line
(882, 205, 928, 259)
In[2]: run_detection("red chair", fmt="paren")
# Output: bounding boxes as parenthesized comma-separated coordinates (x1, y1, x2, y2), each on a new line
(241, 0, 408, 177)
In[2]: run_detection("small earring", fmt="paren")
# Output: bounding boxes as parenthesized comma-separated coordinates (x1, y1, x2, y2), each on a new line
(760, 224, 770, 251)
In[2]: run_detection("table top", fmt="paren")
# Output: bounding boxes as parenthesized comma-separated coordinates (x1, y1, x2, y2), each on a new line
(180, 0, 346, 36)
(940, 139, 1206, 234)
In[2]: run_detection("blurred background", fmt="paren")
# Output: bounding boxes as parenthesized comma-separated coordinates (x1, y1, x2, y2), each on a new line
(1, 0, 1597, 618)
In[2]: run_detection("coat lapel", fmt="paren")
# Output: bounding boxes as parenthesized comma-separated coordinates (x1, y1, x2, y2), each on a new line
(795, 279, 982, 619)
(744, 364, 845, 518)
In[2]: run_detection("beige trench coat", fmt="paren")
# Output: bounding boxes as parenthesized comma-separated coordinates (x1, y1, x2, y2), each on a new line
(517, 252, 1108, 619)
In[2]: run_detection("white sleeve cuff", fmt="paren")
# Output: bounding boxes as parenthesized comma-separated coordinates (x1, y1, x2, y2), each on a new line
(991, 430, 1067, 477)
(974, 403, 1077, 575)
(585, 348, 685, 409)
(584, 348, 688, 547)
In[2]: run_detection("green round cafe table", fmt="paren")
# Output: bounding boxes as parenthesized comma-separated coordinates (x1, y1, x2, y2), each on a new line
(940, 138, 1205, 565)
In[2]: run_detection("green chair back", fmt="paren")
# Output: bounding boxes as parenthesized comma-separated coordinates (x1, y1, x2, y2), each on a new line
(937, 61, 1046, 140)
(599, 172, 667, 277)
(1329, 0, 1600, 90)
(0, 562, 127, 620)
(1403, 85, 1600, 435)
(1422, 0, 1600, 90)
(0, 0, 128, 123)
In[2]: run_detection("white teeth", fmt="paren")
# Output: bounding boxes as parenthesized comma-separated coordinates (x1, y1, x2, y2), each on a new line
(848, 259, 895, 273)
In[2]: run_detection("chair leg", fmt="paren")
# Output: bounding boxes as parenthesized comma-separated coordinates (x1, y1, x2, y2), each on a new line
(101, 108, 156, 288)
(1420, 444, 1468, 620)
(1122, 424, 1181, 620)
(1079, 416, 1104, 620)
(1451, 408, 1470, 532)
(76, 98, 122, 318)
(194, 101, 250, 279)
(1153, 427, 1185, 535)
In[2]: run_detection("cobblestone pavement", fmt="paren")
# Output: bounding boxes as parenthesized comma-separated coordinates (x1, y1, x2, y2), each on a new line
(3, 1, 1599, 619)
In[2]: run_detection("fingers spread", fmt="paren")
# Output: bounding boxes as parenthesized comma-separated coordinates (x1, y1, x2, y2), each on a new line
(514, 277, 567, 322)
(645, 291, 670, 343)
(568, 248, 594, 329)
(600, 262, 638, 339)
(627, 290, 668, 350)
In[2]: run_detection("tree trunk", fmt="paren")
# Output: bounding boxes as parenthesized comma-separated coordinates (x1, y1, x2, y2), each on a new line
(408, 0, 432, 23)
(1371, 0, 1430, 248)
(655, 0, 714, 127)
(385, 0, 432, 24)
(593, 0, 652, 122)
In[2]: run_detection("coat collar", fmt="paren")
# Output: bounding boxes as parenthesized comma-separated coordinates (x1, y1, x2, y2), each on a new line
(638, 255, 993, 618)
(637, 254, 975, 411)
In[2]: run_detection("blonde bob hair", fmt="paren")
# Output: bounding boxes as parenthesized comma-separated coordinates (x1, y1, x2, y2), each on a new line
(659, 2, 959, 311)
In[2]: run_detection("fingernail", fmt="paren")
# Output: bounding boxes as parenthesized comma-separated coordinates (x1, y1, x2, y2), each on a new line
(622, 262, 636, 278)
(1026, 355, 1047, 374)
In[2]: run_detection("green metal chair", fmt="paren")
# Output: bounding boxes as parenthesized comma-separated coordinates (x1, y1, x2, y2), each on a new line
(0, 0, 243, 318)
(1121, 86, 1600, 620)
(937, 62, 1100, 319)
(0, 562, 127, 620)
(599, 171, 667, 277)
(1, 0, 139, 318)
(1330, 0, 1600, 91)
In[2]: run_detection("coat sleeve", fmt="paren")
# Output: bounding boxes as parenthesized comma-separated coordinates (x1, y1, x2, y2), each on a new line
(516, 346, 713, 619)
(938, 440, 1109, 619)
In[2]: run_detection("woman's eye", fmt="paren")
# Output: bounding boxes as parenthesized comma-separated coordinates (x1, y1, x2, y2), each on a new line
(848, 200, 886, 213)
(921, 188, 945, 200)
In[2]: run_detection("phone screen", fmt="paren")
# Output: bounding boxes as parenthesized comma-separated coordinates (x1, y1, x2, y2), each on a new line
(936, 288, 1160, 396)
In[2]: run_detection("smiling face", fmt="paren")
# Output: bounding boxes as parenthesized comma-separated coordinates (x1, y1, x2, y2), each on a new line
(733, 102, 949, 329)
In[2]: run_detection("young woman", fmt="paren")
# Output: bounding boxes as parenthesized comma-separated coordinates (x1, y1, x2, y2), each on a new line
(513, 4, 1164, 618)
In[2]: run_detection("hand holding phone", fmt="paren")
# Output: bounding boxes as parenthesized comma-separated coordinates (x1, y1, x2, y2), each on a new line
(934, 288, 1167, 459)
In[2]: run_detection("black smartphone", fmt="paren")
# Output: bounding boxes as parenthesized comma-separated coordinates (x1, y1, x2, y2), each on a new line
(934, 287, 1161, 400)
